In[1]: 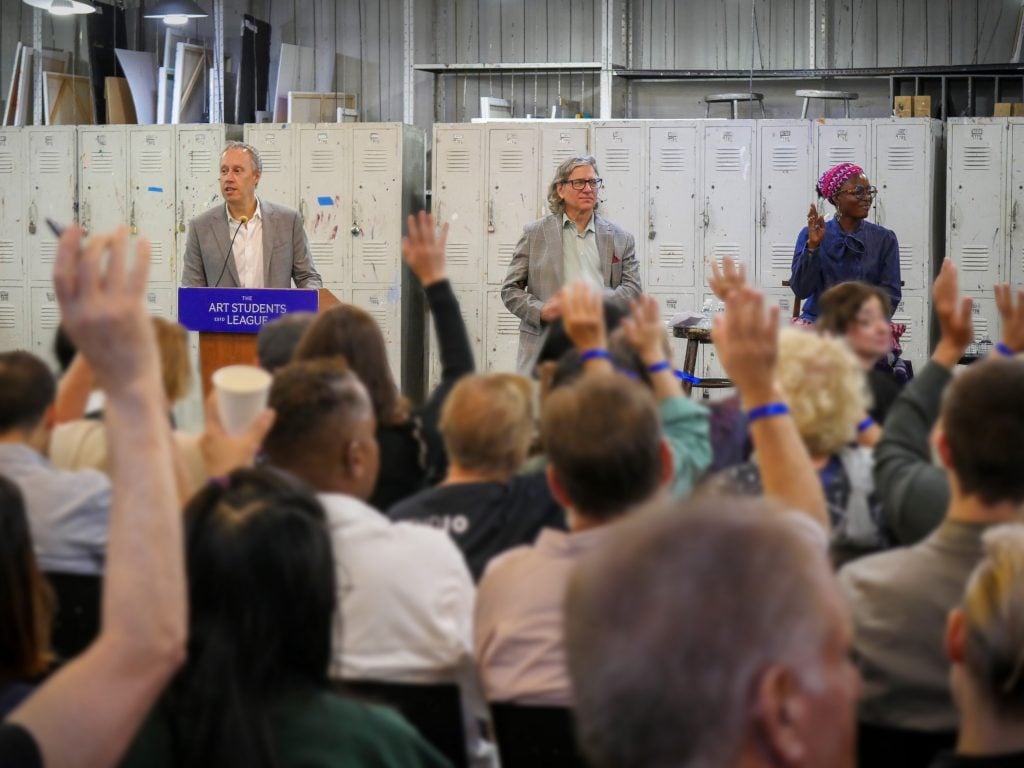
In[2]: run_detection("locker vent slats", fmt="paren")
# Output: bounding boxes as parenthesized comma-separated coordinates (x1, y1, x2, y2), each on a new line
(497, 149, 525, 173)
(961, 146, 992, 171)
(188, 149, 212, 175)
(893, 313, 913, 344)
(960, 246, 989, 271)
(603, 147, 632, 172)
(714, 147, 743, 172)
(361, 149, 389, 174)
(497, 311, 520, 334)
(38, 241, 57, 264)
(447, 243, 470, 267)
(659, 147, 686, 172)
(827, 147, 858, 165)
(771, 244, 791, 272)
(89, 151, 114, 174)
(360, 242, 389, 266)
(446, 148, 472, 173)
(0, 152, 14, 173)
(310, 150, 336, 173)
(899, 244, 914, 273)
(771, 146, 798, 172)
(150, 241, 164, 265)
(261, 149, 283, 172)
(39, 305, 60, 330)
(886, 146, 915, 171)
(138, 150, 164, 173)
(0, 241, 14, 264)
(657, 244, 685, 268)
(38, 151, 62, 173)
(497, 243, 515, 267)
(0, 306, 15, 329)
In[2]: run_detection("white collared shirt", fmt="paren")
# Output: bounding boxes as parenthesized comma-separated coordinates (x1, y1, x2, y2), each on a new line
(560, 212, 603, 288)
(226, 199, 264, 288)
(316, 492, 476, 684)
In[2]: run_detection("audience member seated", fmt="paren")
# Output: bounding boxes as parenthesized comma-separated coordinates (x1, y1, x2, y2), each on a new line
(257, 310, 316, 372)
(0, 477, 53, 718)
(873, 269, 1024, 545)
(839, 263, 1024, 748)
(263, 358, 475, 688)
(565, 495, 856, 768)
(48, 316, 207, 493)
(295, 212, 473, 510)
(2, 225, 187, 768)
(714, 327, 888, 565)
(118, 468, 448, 768)
(817, 281, 904, 423)
(933, 525, 1024, 768)
(0, 350, 110, 577)
(389, 373, 565, 582)
(532, 290, 712, 498)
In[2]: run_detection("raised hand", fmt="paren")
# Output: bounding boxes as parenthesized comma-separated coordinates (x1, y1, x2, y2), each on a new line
(994, 283, 1024, 354)
(52, 224, 158, 397)
(401, 211, 449, 286)
(932, 259, 973, 366)
(622, 294, 668, 364)
(709, 255, 748, 301)
(562, 281, 607, 352)
(806, 203, 826, 251)
(712, 286, 780, 408)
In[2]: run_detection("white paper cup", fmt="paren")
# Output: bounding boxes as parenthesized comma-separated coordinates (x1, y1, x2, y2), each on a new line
(212, 365, 272, 435)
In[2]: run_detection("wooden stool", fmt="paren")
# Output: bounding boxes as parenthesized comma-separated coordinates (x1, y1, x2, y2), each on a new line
(704, 92, 766, 119)
(796, 89, 859, 118)
(672, 325, 733, 397)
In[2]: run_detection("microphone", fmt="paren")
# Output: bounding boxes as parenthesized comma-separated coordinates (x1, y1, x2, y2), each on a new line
(212, 215, 248, 288)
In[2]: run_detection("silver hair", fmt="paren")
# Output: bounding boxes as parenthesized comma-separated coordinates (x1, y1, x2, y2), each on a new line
(547, 154, 600, 215)
(565, 497, 833, 768)
(221, 140, 263, 175)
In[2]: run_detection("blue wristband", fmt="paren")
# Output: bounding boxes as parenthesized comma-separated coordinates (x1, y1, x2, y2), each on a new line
(674, 370, 702, 385)
(996, 343, 1014, 357)
(857, 417, 875, 433)
(647, 360, 672, 374)
(747, 402, 790, 423)
(580, 348, 611, 362)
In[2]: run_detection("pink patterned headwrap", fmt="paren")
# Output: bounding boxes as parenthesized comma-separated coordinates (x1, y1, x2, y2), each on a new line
(816, 162, 865, 201)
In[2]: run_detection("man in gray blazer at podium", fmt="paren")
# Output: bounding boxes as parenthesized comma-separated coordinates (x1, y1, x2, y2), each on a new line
(501, 154, 641, 372)
(181, 141, 323, 289)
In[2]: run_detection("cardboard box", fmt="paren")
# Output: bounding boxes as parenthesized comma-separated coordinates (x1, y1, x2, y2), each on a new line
(912, 95, 932, 117)
(1014, 103, 1024, 117)
(995, 102, 1014, 117)
(893, 96, 913, 117)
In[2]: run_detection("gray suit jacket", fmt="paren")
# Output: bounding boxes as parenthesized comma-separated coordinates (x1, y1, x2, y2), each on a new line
(180, 200, 323, 288)
(500, 212, 642, 371)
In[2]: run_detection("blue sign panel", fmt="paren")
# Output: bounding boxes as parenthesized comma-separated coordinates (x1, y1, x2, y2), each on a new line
(177, 287, 319, 334)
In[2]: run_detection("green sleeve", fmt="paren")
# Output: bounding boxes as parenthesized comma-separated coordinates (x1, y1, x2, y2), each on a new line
(659, 395, 712, 498)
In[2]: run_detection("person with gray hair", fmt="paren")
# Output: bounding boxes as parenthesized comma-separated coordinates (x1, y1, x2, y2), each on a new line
(565, 495, 860, 768)
(934, 524, 1024, 767)
(181, 140, 322, 288)
(500, 154, 641, 372)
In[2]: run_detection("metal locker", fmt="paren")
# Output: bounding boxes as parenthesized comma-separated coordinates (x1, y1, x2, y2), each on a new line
(351, 287, 401, 381)
(485, 125, 538, 285)
(298, 126, 351, 285)
(433, 125, 485, 286)
(538, 124, 590, 217)
(763, 287, 799, 320)
(144, 287, 175, 319)
(0, 286, 27, 352)
(243, 124, 299, 206)
(29, 286, 60, 365)
(590, 122, 643, 259)
(702, 122, 756, 290)
(946, 120, 1005, 292)
(352, 126, 401, 285)
(0, 130, 25, 283)
(1009, 122, 1024, 287)
(967, 294, 1001, 347)
(757, 121, 813, 290)
(647, 123, 699, 289)
(78, 127, 128, 235)
(873, 120, 934, 292)
(427, 286, 483, 388)
(646, 290, 696, 365)
(485, 290, 521, 373)
(27, 127, 77, 284)
(176, 126, 230, 283)
(128, 126, 177, 285)
(814, 121, 871, 181)
(891, 294, 927, 370)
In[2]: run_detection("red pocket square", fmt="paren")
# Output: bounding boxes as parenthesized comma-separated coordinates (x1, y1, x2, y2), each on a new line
(612, 256, 621, 264)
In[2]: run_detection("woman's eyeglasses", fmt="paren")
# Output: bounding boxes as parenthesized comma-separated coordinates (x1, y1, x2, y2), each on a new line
(561, 178, 603, 191)
(842, 185, 878, 200)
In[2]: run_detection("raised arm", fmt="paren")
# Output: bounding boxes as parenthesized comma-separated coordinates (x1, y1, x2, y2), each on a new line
(8, 226, 186, 767)
(562, 281, 614, 377)
(874, 259, 969, 543)
(789, 204, 826, 299)
(713, 286, 828, 528)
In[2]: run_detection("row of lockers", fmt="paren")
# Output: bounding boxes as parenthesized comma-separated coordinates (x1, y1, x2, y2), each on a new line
(430, 118, 946, 378)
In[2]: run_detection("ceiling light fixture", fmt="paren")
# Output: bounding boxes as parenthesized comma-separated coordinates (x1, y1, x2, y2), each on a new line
(22, 0, 97, 15)
(144, 0, 207, 26)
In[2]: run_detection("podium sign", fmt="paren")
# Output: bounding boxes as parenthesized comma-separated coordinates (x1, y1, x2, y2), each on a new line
(177, 287, 319, 334)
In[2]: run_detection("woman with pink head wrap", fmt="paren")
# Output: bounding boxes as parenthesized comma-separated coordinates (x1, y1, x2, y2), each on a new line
(790, 162, 902, 323)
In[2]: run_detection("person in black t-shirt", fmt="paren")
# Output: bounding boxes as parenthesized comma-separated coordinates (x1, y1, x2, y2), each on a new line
(389, 373, 565, 581)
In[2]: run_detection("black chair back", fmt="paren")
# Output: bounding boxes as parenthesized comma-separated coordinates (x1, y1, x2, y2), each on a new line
(490, 702, 589, 768)
(44, 571, 102, 661)
(334, 679, 467, 768)
(857, 721, 956, 768)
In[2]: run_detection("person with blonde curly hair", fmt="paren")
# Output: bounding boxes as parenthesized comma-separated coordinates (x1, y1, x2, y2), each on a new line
(714, 326, 887, 564)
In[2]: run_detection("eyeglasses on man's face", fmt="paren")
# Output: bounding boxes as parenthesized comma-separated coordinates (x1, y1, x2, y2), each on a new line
(561, 178, 603, 191)
(841, 185, 878, 200)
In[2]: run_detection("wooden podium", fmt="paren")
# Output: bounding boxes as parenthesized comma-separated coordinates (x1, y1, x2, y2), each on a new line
(180, 287, 342, 396)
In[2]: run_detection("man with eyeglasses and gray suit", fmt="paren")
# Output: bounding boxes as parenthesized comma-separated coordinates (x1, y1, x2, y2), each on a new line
(500, 155, 642, 373)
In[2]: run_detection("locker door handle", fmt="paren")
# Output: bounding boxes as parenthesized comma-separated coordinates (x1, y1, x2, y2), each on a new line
(81, 201, 89, 231)
(950, 205, 958, 231)
(129, 201, 137, 235)
(299, 198, 308, 222)
(487, 199, 495, 234)
(702, 198, 710, 229)
(28, 203, 37, 235)
(177, 202, 185, 233)
(759, 199, 767, 229)
(1013, 201, 1019, 231)
(648, 200, 656, 240)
